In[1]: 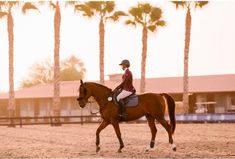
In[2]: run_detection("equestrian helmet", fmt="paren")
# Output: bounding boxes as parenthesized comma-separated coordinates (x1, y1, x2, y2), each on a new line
(119, 59, 130, 67)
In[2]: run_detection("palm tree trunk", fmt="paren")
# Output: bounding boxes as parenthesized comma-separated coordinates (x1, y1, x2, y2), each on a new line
(183, 7, 191, 113)
(99, 19, 105, 84)
(7, 10, 15, 125)
(53, 2, 61, 119)
(140, 25, 148, 93)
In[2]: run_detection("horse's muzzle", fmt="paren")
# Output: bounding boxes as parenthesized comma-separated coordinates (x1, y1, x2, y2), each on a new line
(78, 100, 86, 108)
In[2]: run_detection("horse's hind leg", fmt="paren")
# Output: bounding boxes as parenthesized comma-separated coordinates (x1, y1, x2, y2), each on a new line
(96, 120, 109, 152)
(158, 118, 176, 151)
(145, 114, 157, 152)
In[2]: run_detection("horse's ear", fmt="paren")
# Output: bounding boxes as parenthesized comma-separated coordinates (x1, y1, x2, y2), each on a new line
(80, 80, 83, 85)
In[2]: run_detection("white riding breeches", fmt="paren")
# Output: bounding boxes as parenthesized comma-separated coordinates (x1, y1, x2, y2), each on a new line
(116, 90, 132, 102)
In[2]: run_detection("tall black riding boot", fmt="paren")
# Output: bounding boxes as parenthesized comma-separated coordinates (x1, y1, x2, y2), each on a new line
(118, 99, 127, 119)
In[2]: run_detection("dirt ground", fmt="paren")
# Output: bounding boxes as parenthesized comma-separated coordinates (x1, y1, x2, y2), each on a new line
(0, 123, 234, 158)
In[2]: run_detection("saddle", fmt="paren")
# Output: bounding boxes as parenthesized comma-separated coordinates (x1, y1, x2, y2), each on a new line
(112, 91, 139, 107)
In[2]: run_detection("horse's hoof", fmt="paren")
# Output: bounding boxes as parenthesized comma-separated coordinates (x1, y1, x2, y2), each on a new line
(171, 143, 177, 151)
(145, 147, 154, 153)
(96, 146, 100, 153)
(117, 149, 122, 153)
(145, 147, 150, 153)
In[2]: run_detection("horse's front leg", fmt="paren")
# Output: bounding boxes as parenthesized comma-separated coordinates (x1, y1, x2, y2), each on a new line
(112, 121, 124, 153)
(96, 120, 109, 153)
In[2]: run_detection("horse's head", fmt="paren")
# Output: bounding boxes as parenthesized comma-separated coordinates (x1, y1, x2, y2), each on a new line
(77, 80, 92, 108)
(77, 80, 113, 108)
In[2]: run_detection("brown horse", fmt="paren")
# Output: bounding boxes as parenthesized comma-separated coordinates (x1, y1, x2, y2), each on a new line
(77, 80, 176, 153)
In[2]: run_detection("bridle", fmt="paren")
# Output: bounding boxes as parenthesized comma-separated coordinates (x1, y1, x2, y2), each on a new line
(77, 82, 89, 104)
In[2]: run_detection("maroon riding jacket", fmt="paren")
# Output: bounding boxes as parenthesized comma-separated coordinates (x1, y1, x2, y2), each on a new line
(116, 68, 135, 92)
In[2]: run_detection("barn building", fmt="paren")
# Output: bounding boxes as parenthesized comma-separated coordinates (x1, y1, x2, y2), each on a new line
(0, 74, 235, 117)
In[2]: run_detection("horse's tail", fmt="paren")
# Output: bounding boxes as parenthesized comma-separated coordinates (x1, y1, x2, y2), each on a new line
(161, 93, 176, 134)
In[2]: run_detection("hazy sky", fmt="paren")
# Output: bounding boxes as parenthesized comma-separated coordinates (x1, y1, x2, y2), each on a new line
(0, 1, 235, 92)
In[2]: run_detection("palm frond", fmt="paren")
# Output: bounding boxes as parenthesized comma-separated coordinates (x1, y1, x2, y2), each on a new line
(156, 20, 166, 27)
(135, 17, 144, 25)
(6, 1, 19, 10)
(125, 19, 136, 26)
(150, 7, 162, 22)
(147, 25, 156, 32)
(49, 1, 56, 10)
(87, 1, 103, 12)
(0, 11, 7, 19)
(195, 1, 209, 8)
(22, 2, 39, 14)
(65, 1, 77, 8)
(104, 1, 115, 13)
(8, 1, 19, 7)
(0, 1, 6, 6)
(129, 7, 143, 21)
(139, 3, 152, 14)
(75, 4, 94, 17)
(106, 11, 127, 22)
(172, 1, 187, 9)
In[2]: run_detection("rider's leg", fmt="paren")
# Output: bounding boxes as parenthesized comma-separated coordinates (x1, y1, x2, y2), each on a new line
(116, 90, 132, 117)
(119, 99, 127, 117)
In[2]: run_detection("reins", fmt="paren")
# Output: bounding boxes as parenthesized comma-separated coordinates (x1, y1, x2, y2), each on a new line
(89, 101, 99, 115)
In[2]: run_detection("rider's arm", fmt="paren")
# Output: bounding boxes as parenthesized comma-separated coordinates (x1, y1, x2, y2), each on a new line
(114, 72, 130, 91)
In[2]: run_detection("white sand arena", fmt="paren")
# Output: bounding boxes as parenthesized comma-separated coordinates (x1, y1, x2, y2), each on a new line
(0, 123, 234, 158)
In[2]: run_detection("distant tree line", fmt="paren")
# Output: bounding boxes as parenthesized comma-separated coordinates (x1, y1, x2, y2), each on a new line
(20, 55, 86, 88)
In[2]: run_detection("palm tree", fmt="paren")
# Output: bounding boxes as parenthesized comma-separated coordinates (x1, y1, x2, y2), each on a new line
(172, 1, 209, 113)
(125, 3, 166, 93)
(47, 1, 61, 118)
(0, 2, 38, 124)
(75, 1, 126, 84)
(47, 1, 76, 119)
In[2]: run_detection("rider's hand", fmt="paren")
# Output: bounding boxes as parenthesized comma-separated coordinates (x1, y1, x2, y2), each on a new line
(113, 87, 119, 92)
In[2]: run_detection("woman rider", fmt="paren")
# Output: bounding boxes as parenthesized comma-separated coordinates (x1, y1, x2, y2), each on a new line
(114, 59, 136, 118)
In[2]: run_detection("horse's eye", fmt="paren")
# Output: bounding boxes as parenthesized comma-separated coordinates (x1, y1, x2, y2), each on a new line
(77, 97, 82, 101)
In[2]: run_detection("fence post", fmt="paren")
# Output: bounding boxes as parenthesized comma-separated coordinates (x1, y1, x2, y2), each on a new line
(50, 116, 53, 126)
(8, 117, 15, 128)
(81, 115, 83, 125)
(20, 118, 22, 128)
(81, 109, 83, 126)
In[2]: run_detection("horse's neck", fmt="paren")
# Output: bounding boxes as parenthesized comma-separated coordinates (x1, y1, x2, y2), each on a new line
(88, 83, 110, 103)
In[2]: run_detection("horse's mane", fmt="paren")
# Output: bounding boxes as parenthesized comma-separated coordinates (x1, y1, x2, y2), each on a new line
(86, 82, 112, 92)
